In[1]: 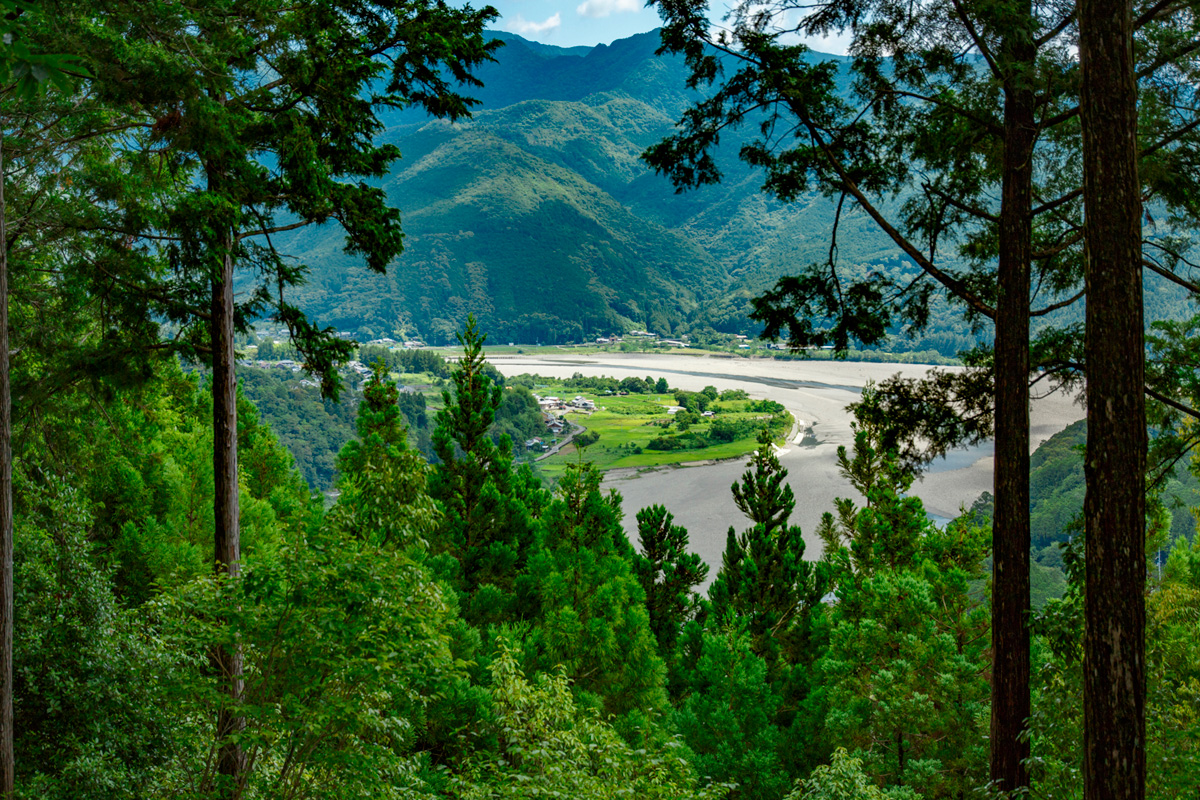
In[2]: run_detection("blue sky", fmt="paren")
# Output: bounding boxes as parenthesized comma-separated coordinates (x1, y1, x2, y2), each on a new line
(487, 0, 852, 52)
(488, 0, 662, 47)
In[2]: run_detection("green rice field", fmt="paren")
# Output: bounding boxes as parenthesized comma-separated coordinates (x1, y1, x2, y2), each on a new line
(535, 391, 792, 480)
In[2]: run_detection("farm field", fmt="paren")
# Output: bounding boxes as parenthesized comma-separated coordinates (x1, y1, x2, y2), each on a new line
(527, 386, 793, 479)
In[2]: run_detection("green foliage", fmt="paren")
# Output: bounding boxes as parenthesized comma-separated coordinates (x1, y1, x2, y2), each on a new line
(1145, 537, 1200, 799)
(0, 0, 85, 98)
(357, 345, 451, 378)
(13, 473, 177, 800)
(731, 429, 796, 537)
(429, 318, 542, 627)
(783, 748, 893, 800)
(451, 641, 729, 799)
(814, 430, 990, 797)
(61, 0, 500, 396)
(493, 385, 545, 455)
(573, 428, 600, 453)
(673, 624, 791, 800)
(155, 521, 458, 800)
(1029, 531, 1200, 800)
(675, 391, 711, 412)
(331, 363, 439, 548)
(709, 430, 822, 672)
(239, 366, 360, 490)
(337, 362, 411, 477)
(13, 357, 311, 602)
(522, 463, 669, 716)
(632, 505, 709, 654)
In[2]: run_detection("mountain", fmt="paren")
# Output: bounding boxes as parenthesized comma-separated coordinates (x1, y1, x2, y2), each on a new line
(286, 30, 1187, 351)
(278, 30, 881, 345)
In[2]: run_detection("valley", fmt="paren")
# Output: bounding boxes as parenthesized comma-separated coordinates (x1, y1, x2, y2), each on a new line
(489, 352, 1084, 576)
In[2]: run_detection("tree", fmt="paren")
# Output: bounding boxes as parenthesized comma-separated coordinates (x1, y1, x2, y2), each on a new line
(452, 640, 728, 800)
(337, 361, 410, 478)
(61, 3, 497, 791)
(673, 623, 791, 800)
(731, 429, 795, 537)
(632, 504, 709, 654)
(1079, 0, 1146, 795)
(332, 361, 438, 548)
(811, 425, 991, 795)
(13, 472, 178, 800)
(430, 317, 539, 624)
(158, 509, 460, 799)
(708, 430, 820, 672)
(522, 464, 668, 716)
(645, 1, 1200, 790)
(573, 429, 600, 461)
(0, 9, 87, 793)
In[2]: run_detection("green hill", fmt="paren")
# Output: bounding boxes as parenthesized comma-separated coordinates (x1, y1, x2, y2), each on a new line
(282, 30, 872, 345)
(282, 29, 1188, 351)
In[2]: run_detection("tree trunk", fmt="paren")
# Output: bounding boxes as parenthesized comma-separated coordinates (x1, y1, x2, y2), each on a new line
(0, 125, 14, 800)
(211, 240, 245, 795)
(1080, 0, 1146, 796)
(990, 15, 1036, 796)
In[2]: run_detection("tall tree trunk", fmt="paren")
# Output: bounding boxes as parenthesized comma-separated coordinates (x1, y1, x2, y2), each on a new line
(1080, 0, 1146, 797)
(991, 16, 1036, 796)
(211, 240, 245, 795)
(0, 126, 14, 800)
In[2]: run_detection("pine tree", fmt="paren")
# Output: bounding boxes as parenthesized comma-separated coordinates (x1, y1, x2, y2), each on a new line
(337, 361, 410, 479)
(731, 429, 796, 537)
(813, 430, 991, 795)
(709, 431, 820, 668)
(673, 624, 791, 800)
(632, 504, 708, 654)
(332, 361, 437, 549)
(523, 463, 668, 716)
(430, 316, 536, 625)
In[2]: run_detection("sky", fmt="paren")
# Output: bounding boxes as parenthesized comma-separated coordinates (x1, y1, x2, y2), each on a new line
(487, 0, 853, 53)
(489, 0, 660, 48)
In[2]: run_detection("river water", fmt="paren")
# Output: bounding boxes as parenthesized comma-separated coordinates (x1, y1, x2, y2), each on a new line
(490, 351, 1083, 580)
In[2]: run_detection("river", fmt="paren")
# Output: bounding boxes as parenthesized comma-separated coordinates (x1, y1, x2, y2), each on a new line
(489, 351, 1083, 580)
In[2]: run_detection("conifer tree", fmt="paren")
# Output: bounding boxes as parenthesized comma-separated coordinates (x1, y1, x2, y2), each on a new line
(632, 504, 708, 654)
(731, 429, 796, 537)
(332, 361, 436, 548)
(673, 623, 791, 800)
(54, 3, 498, 791)
(429, 316, 536, 624)
(814, 438, 991, 795)
(523, 463, 668, 716)
(337, 361, 410, 478)
(709, 431, 820, 668)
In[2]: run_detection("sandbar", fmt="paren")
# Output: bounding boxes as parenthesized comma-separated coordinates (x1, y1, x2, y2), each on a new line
(490, 351, 1083, 579)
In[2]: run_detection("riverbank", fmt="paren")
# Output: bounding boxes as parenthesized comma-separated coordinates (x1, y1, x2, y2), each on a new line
(491, 352, 1083, 580)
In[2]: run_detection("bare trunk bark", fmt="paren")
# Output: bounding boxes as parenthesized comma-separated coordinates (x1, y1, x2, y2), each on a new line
(212, 240, 245, 796)
(1080, 0, 1146, 797)
(0, 123, 14, 800)
(990, 16, 1035, 796)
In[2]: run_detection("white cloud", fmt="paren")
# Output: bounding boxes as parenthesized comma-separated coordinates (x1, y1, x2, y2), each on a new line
(576, 0, 639, 19)
(505, 12, 562, 34)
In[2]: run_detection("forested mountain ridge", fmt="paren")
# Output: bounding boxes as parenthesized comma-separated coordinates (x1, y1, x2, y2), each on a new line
(283, 28, 1194, 358)
(285, 31, 952, 347)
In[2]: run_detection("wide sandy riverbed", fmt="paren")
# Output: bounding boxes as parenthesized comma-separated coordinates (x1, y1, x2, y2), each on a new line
(490, 351, 1083, 580)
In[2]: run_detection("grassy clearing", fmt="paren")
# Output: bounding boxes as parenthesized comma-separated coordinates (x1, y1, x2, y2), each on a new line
(536, 391, 791, 481)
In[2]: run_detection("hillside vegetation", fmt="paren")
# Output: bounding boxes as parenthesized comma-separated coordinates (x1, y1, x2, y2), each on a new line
(281, 32, 1019, 354)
